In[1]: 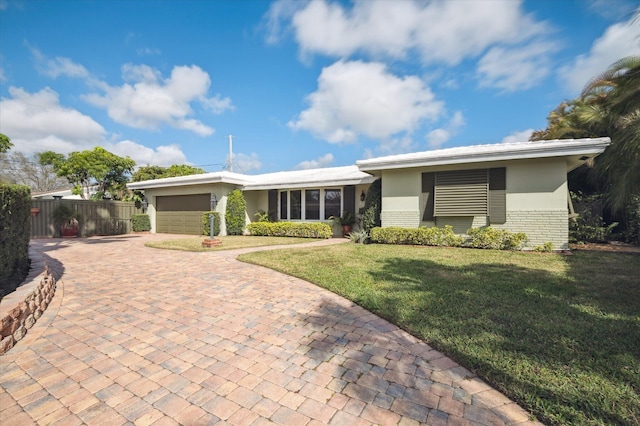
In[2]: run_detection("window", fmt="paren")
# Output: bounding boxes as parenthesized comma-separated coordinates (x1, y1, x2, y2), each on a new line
(290, 190, 301, 220)
(280, 191, 287, 220)
(324, 189, 341, 220)
(422, 168, 506, 223)
(305, 190, 320, 220)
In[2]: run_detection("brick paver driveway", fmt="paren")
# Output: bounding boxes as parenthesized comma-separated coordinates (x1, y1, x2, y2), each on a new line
(1, 235, 540, 425)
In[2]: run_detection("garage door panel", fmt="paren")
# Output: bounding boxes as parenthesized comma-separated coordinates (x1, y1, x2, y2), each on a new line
(157, 211, 204, 235)
(156, 193, 209, 235)
(157, 194, 209, 211)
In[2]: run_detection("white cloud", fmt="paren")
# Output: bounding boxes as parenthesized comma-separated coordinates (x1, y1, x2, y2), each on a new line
(558, 14, 640, 94)
(0, 86, 190, 166)
(425, 111, 465, 148)
(0, 86, 106, 153)
(269, 0, 549, 66)
(477, 41, 558, 92)
(501, 129, 535, 144)
(294, 153, 334, 170)
(30, 47, 91, 79)
(82, 64, 233, 136)
(289, 60, 443, 144)
(108, 140, 188, 166)
(232, 152, 261, 173)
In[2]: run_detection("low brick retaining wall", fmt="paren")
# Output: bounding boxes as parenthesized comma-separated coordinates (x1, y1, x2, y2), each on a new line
(0, 252, 57, 355)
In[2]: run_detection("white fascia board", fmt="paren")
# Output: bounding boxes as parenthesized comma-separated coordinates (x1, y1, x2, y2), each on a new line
(356, 138, 611, 171)
(126, 172, 253, 190)
(246, 175, 376, 191)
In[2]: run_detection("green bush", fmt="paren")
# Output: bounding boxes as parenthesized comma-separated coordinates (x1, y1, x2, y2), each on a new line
(370, 225, 464, 247)
(131, 214, 151, 232)
(254, 209, 270, 222)
(363, 178, 381, 232)
(370, 225, 527, 250)
(225, 189, 246, 235)
(534, 241, 554, 252)
(622, 195, 640, 245)
(247, 222, 332, 238)
(569, 212, 618, 243)
(349, 229, 369, 244)
(466, 227, 528, 250)
(0, 184, 31, 300)
(201, 211, 221, 236)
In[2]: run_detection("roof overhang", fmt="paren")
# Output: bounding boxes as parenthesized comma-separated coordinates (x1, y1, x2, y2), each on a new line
(356, 138, 611, 172)
(126, 171, 252, 190)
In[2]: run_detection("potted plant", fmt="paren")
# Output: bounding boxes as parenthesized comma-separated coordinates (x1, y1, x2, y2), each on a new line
(329, 210, 356, 237)
(51, 203, 81, 238)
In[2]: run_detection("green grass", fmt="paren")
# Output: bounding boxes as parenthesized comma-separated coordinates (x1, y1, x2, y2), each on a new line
(145, 235, 322, 252)
(239, 244, 640, 426)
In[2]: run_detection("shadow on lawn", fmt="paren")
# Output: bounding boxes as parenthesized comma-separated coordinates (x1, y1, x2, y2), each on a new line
(360, 254, 639, 425)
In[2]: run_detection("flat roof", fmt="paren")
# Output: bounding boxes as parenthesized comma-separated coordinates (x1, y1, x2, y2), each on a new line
(127, 137, 611, 190)
(356, 137, 611, 171)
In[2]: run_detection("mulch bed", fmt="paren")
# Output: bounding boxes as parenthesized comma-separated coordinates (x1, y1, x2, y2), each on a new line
(569, 241, 640, 254)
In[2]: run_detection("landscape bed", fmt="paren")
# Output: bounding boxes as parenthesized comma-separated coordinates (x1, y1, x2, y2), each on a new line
(145, 235, 322, 252)
(239, 244, 640, 426)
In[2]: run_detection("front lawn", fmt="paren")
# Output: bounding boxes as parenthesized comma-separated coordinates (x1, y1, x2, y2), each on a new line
(239, 244, 640, 426)
(145, 235, 322, 252)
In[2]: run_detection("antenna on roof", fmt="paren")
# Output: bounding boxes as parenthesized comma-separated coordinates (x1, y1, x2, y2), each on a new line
(228, 134, 233, 172)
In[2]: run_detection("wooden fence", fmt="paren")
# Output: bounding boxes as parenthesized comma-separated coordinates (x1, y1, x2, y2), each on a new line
(30, 200, 141, 238)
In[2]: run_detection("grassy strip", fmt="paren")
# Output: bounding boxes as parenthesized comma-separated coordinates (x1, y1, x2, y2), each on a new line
(239, 244, 640, 425)
(145, 235, 322, 252)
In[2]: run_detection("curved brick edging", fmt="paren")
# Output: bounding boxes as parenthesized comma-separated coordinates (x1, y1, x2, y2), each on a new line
(0, 250, 57, 355)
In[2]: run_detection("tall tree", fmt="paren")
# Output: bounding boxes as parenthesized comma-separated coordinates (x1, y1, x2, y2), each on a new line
(0, 151, 69, 192)
(44, 147, 136, 200)
(0, 134, 12, 153)
(531, 55, 640, 212)
(131, 164, 205, 182)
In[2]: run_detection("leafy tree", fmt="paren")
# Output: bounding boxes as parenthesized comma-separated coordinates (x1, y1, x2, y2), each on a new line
(44, 147, 136, 200)
(225, 189, 246, 235)
(531, 55, 640, 213)
(131, 164, 205, 182)
(0, 151, 68, 192)
(0, 134, 12, 153)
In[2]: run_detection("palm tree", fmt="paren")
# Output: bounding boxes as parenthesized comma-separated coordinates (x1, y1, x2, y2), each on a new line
(581, 56, 640, 212)
(532, 55, 640, 212)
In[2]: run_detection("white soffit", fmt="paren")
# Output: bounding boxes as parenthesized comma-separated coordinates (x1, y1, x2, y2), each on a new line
(356, 138, 611, 171)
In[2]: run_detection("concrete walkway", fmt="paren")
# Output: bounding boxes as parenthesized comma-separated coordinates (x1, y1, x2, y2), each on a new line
(1, 235, 541, 425)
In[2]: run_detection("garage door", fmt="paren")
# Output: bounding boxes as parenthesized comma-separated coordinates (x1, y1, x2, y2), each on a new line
(156, 194, 209, 235)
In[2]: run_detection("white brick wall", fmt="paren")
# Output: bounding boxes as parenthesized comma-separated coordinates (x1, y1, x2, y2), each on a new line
(381, 210, 421, 228)
(493, 210, 568, 250)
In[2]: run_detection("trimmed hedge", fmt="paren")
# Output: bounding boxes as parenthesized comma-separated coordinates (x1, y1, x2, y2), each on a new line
(202, 211, 221, 236)
(248, 222, 332, 239)
(370, 225, 464, 246)
(370, 225, 528, 251)
(131, 214, 151, 232)
(466, 227, 528, 250)
(225, 189, 246, 235)
(1, 184, 31, 299)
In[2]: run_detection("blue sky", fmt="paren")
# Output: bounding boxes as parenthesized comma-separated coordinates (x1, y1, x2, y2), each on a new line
(1, 0, 638, 174)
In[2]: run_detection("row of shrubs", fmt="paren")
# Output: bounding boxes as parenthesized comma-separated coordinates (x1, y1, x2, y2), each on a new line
(247, 222, 333, 239)
(370, 225, 529, 250)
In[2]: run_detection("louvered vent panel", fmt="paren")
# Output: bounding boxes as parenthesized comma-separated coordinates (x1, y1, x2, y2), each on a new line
(434, 170, 488, 216)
